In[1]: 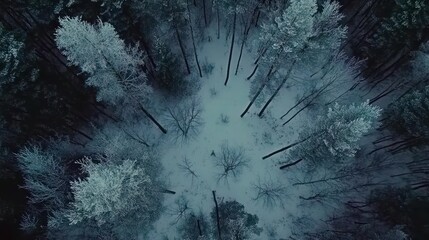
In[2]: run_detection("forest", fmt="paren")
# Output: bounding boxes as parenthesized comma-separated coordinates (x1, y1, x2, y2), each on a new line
(0, 0, 428, 239)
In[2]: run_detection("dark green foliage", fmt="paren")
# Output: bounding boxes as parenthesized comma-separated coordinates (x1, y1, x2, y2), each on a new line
(210, 200, 262, 239)
(154, 42, 192, 97)
(384, 86, 429, 143)
(369, 187, 429, 240)
(0, 26, 95, 146)
(370, 0, 429, 50)
(361, 0, 429, 68)
(178, 212, 210, 240)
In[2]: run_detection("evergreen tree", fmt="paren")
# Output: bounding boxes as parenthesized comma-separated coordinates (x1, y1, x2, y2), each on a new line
(55, 16, 150, 105)
(210, 200, 262, 239)
(384, 86, 429, 144)
(17, 146, 68, 212)
(288, 101, 381, 169)
(66, 158, 163, 238)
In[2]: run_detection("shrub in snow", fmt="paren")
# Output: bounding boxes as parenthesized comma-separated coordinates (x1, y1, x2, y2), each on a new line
(215, 143, 249, 183)
(220, 114, 229, 124)
(210, 200, 262, 239)
(210, 88, 218, 97)
(202, 61, 214, 76)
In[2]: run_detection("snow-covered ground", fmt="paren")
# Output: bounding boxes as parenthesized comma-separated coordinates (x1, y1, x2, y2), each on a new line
(146, 29, 316, 239)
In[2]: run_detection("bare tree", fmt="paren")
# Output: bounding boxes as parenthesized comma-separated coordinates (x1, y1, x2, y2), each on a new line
(215, 143, 249, 183)
(169, 195, 191, 224)
(166, 98, 204, 141)
(252, 176, 287, 207)
(178, 157, 199, 183)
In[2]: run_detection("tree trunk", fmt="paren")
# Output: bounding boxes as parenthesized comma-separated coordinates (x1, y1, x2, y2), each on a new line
(262, 132, 321, 160)
(188, 11, 203, 78)
(203, 0, 208, 27)
(234, 34, 246, 75)
(224, 11, 237, 86)
(258, 62, 295, 117)
(212, 191, 222, 240)
(175, 27, 191, 75)
(241, 65, 275, 117)
(282, 101, 312, 126)
(217, 5, 220, 39)
(197, 220, 202, 236)
(246, 64, 258, 80)
(162, 189, 176, 194)
(280, 92, 315, 119)
(367, 138, 415, 155)
(279, 159, 303, 170)
(138, 104, 168, 134)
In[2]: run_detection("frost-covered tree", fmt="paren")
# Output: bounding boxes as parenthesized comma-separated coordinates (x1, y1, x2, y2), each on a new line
(55, 16, 168, 133)
(67, 158, 163, 238)
(210, 200, 262, 239)
(287, 101, 381, 169)
(256, 0, 347, 116)
(243, 0, 347, 117)
(17, 146, 68, 212)
(241, 0, 317, 117)
(55, 16, 149, 105)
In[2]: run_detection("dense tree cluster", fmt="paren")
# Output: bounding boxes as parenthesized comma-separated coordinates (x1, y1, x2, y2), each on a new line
(1, 0, 429, 239)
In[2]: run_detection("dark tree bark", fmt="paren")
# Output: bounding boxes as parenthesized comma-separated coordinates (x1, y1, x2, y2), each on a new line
(175, 27, 191, 75)
(246, 64, 258, 80)
(212, 191, 222, 240)
(197, 219, 202, 236)
(224, 11, 237, 86)
(262, 132, 322, 160)
(234, 34, 246, 76)
(203, 0, 208, 27)
(139, 104, 168, 134)
(217, 4, 220, 39)
(188, 19, 202, 78)
(279, 159, 303, 170)
(162, 189, 176, 194)
(258, 61, 295, 117)
(240, 65, 274, 117)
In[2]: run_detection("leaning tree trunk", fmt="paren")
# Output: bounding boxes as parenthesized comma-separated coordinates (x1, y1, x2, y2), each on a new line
(217, 4, 220, 39)
(212, 191, 222, 240)
(224, 11, 237, 86)
(203, 0, 208, 27)
(188, 6, 203, 78)
(175, 27, 191, 75)
(139, 103, 168, 134)
(234, 7, 256, 76)
(258, 61, 295, 117)
(262, 131, 323, 160)
(240, 65, 274, 117)
(234, 33, 246, 76)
